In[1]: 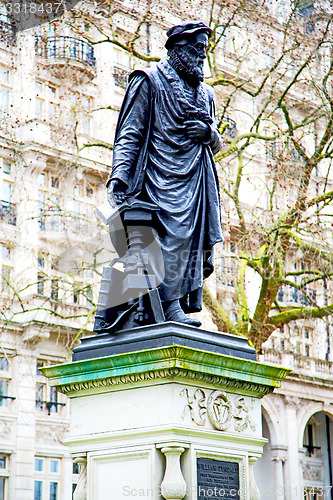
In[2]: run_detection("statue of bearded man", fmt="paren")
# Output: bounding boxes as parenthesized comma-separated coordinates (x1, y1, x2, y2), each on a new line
(106, 21, 223, 327)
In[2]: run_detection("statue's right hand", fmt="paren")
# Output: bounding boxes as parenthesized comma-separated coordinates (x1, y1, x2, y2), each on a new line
(107, 179, 127, 205)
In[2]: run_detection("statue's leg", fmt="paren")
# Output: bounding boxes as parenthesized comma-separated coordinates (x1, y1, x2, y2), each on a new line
(163, 299, 201, 327)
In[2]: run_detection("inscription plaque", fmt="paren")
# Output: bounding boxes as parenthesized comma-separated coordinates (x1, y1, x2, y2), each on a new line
(197, 458, 240, 500)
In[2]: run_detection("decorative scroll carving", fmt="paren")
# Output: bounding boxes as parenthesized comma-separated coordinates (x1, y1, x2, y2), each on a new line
(181, 388, 257, 432)
(60, 368, 272, 397)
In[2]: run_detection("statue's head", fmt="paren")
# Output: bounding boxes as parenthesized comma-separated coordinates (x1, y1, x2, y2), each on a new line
(165, 21, 212, 87)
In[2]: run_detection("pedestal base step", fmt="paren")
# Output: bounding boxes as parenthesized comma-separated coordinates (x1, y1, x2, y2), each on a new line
(72, 321, 256, 361)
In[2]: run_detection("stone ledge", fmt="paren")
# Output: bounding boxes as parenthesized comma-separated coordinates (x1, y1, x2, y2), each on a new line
(43, 344, 290, 398)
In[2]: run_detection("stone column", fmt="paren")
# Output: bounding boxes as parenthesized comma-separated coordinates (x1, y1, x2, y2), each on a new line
(271, 446, 287, 500)
(73, 454, 87, 500)
(159, 445, 187, 500)
(249, 456, 260, 500)
(283, 397, 303, 500)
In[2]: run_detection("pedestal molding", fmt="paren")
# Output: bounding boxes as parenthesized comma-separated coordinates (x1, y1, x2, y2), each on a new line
(59, 367, 274, 397)
(42, 345, 290, 399)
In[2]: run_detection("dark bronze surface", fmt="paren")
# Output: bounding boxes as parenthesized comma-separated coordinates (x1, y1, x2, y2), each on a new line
(94, 21, 224, 334)
(197, 458, 240, 500)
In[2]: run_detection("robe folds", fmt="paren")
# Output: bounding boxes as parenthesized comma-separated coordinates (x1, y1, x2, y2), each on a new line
(107, 59, 223, 312)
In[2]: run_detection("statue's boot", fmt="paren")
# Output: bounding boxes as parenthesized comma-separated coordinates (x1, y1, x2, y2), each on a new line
(163, 299, 201, 327)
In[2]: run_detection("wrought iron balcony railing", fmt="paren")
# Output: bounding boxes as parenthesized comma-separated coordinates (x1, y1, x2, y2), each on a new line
(35, 36, 96, 68)
(113, 63, 131, 90)
(0, 20, 16, 45)
(0, 200, 16, 226)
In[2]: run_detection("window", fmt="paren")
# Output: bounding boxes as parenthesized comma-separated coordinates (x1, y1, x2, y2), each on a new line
(36, 383, 45, 411)
(80, 96, 92, 135)
(38, 256, 45, 268)
(0, 358, 8, 371)
(0, 244, 11, 294)
(0, 160, 14, 224)
(113, 49, 131, 90)
(38, 192, 45, 230)
(51, 280, 58, 301)
(48, 387, 58, 414)
(35, 458, 44, 472)
(0, 68, 9, 114)
(37, 172, 62, 232)
(50, 459, 59, 473)
(0, 380, 8, 407)
(51, 176, 59, 189)
(38, 173, 45, 186)
(0, 455, 9, 499)
(1, 266, 10, 292)
(71, 94, 93, 136)
(34, 457, 61, 500)
(86, 186, 93, 198)
(36, 361, 44, 376)
(49, 195, 59, 232)
(73, 290, 79, 304)
(37, 274, 45, 296)
(36, 361, 65, 415)
(50, 482, 58, 500)
(217, 256, 236, 288)
(85, 285, 93, 306)
(34, 480, 43, 500)
(1, 246, 9, 260)
(2, 162, 10, 175)
(2, 181, 11, 203)
(35, 81, 59, 121)
(72, 461, 79, 498)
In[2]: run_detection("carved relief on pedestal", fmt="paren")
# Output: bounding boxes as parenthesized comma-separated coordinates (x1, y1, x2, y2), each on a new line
(207, 390, 233, 431)
(181, 388, 257, 432)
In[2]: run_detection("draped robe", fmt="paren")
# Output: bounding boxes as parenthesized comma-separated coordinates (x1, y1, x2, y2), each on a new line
(107, 59, 223, 313)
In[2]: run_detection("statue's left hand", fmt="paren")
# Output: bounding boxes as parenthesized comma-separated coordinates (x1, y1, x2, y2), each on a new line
(184, 120, 210, 142)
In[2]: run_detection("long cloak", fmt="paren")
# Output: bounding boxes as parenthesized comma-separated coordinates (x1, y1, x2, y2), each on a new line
(108, 59, 223, 312)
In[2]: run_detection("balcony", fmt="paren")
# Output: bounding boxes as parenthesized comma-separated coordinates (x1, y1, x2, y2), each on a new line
(0, 20, 16, 46)
(113, 63, 131, 90)
(38, 212, 100, 247)
(35, 36, 96, 83)
(0, 200, 16, 225)
(260, 348, 333, 382)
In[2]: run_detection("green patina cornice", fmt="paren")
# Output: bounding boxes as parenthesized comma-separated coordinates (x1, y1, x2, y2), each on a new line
(42, 345, 290, 398)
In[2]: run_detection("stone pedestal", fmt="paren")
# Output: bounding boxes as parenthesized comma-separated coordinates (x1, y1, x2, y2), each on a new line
(43, 323, 289, 500)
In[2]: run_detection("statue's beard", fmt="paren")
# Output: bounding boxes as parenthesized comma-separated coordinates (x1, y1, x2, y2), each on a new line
(168, 47, 204, 87)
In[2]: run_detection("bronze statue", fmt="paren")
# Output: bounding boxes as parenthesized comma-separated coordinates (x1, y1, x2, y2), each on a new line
(94, 21, 223, 333)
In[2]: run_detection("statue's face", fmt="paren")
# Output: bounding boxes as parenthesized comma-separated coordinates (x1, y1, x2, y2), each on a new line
(172, 32, 208, 85)
(182, 32, 209, 64)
